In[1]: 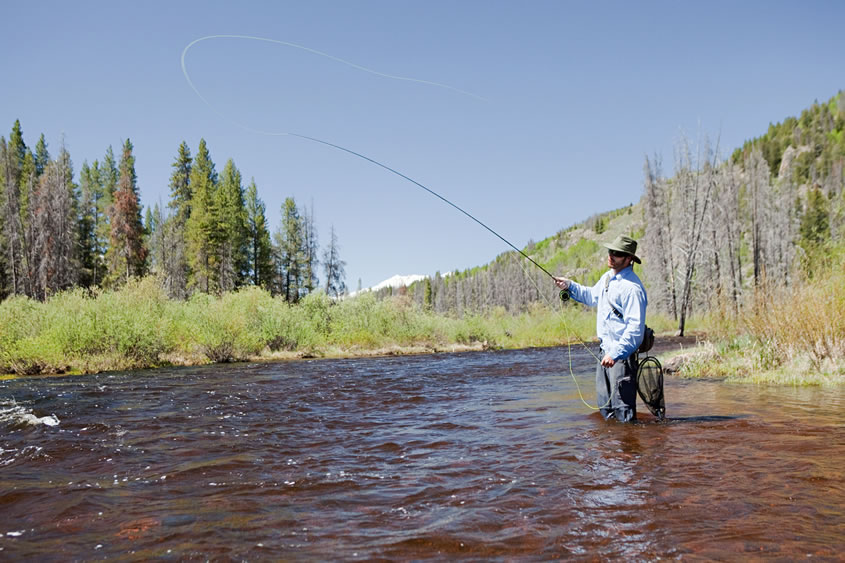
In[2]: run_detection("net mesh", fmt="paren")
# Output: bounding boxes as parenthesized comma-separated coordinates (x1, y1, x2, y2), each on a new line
(637, 356, 665, 420)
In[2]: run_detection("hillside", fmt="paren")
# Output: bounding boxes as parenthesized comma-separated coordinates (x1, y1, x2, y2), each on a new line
(375, 90, 844, 336)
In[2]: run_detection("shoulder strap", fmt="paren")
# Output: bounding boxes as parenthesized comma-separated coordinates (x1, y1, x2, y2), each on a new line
(604, 275, 624, 319)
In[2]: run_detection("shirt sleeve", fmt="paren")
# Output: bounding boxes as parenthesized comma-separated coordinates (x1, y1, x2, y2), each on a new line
(607, 284, 647, 361)
(567, 277, 601, 308)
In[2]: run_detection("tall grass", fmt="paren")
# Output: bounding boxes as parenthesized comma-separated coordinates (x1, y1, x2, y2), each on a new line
(0, 280, 596, 376)
(675, 268, 845, 385)
(3, 270, 840, 384)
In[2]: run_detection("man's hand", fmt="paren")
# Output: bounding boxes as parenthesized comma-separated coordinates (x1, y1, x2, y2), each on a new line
(601, 354, 616, 367)
(553, 276, 570, 290)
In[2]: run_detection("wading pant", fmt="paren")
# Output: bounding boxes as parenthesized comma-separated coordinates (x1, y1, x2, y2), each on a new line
(596, 355, 637, 422)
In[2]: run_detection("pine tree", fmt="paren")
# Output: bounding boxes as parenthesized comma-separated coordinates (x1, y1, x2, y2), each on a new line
(160, 142, 193, 297)
(34, 134, 49, 177)
(147, 202, 165, 275)
(168, 141, 192, 225)
(1, 123, 23, 296)
(214, 159, 248, 292)
(244, 179, 273, 288)
(185, 139, 218, 293)
(84, 160, 109, 286)
(274, 197, 305, 302)
(105, 139, 147, 286)
(76, 161, 98, 287)
(0, 137, 8, 298)
(322, 224, 346, 297)
(301, 202, 319, 294)
(95, 146, 118, 282)
(798, 186, 831, 276)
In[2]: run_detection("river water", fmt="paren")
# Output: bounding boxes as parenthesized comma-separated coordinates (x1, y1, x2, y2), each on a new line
(1, 345, 842, 561)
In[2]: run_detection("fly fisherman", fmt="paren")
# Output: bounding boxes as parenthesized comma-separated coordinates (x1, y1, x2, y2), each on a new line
(553, 235, 647, 422)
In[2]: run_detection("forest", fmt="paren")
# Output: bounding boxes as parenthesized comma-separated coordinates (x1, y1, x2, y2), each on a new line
(0, 130, 347, 302)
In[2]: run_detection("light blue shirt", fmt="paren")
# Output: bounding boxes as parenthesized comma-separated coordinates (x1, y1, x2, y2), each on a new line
(567, 266, 648, 361)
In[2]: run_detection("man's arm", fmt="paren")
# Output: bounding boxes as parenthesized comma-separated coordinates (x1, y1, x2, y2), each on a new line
(555, 276, 600, 308)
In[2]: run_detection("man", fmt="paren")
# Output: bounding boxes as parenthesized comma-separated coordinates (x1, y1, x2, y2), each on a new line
(554, 235, 647, 422)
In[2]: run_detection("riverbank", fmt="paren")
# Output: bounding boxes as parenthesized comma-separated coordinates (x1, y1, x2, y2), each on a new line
(656, 269, 844, 387)
(0, 277, 600, 377)
(1, 276, 841, 385)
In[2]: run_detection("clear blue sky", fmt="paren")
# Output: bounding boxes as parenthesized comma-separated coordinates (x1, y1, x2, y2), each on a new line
(2, 1, 842, 289)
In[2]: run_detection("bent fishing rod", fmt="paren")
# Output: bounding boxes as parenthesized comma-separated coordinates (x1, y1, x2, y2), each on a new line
(182, 35, 559, 287)
(290, 133, 559, 283)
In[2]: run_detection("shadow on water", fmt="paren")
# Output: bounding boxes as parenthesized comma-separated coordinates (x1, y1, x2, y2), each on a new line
(662, 414, 750, 423)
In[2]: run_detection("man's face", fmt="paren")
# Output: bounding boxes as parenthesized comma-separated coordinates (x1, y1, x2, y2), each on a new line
(607, 250, 632, 270)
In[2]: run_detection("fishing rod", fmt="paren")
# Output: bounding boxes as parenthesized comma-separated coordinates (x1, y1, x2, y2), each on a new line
(289, 133, 558, 282)
(182, 35, 567, 298)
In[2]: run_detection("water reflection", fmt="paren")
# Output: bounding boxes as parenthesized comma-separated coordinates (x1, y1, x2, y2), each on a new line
(0, 347, 842, 560)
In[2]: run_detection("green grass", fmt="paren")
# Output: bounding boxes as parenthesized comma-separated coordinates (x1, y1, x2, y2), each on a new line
(2, 261, 842, 387)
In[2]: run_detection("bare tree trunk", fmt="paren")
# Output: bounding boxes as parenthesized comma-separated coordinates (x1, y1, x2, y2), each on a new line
(672, 133, 718, 336)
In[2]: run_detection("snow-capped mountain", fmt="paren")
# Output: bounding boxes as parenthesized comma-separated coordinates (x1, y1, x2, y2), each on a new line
(348, 274, 426, 297)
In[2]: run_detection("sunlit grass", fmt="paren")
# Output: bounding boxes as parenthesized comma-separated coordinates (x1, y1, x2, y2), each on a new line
(660, 269, 845, 386)
(1, 268, 842, 386)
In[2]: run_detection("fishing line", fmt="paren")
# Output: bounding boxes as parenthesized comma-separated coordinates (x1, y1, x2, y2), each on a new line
(182, 34, 598, 408)
(181, 35, 554, 281)
(510, 255, 610, 411)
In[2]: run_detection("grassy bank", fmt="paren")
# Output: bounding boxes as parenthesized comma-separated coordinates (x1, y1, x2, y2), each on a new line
(660, 267, 844, 386)
(0, 277, 603, 376)
(2, 272, 841, 386)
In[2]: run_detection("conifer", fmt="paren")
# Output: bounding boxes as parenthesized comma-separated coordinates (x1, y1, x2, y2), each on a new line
(245, 179, 273, 289)
(215, 159, 248, 291)
(105, 139, 147, 286)
(275, 197, 305, 302)
(168, 141, 192, 226)
(185, 139, 218, 293)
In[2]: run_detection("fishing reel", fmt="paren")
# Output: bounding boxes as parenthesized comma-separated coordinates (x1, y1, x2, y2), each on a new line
(559, 289, 570, 302)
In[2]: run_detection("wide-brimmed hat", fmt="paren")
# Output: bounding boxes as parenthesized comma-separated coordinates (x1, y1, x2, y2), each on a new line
(603, 235, 641, 264)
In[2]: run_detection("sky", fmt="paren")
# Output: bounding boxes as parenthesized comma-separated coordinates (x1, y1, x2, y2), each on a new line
(2, 0, 843, 290)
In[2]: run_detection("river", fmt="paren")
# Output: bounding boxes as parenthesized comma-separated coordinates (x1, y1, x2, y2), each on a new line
(1, 345, 842, 560)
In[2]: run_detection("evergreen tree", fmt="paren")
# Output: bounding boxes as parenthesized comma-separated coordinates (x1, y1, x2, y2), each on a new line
(322, 224, 346, 297)
(168, 141, 192, 225)
(76, 161, 98, 287)
(84, 159, 109, 286)
(301, 202, 319, 294)
(20, 147, 39, 297)
(2, 124, 22, 294)
(161, 141, 193, 297)
(96, 146, 118, 280)
(274, 197, 305, 302)
(798, 187, 831, 275)
(244, 179, 273, 288)
(185, 139, 218, 293)
(0, 137, 8, 298)
(105, 139, 147, 286)
(34, 134, 49, 178)
(214, 159, 248, 291)
(147, 202, 165, 274)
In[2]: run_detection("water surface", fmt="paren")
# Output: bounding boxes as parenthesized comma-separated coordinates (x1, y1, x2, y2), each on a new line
(1, 346, 842, 560)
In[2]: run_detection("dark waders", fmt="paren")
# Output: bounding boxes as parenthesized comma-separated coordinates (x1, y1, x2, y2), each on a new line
(595, 354, 638, 422)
